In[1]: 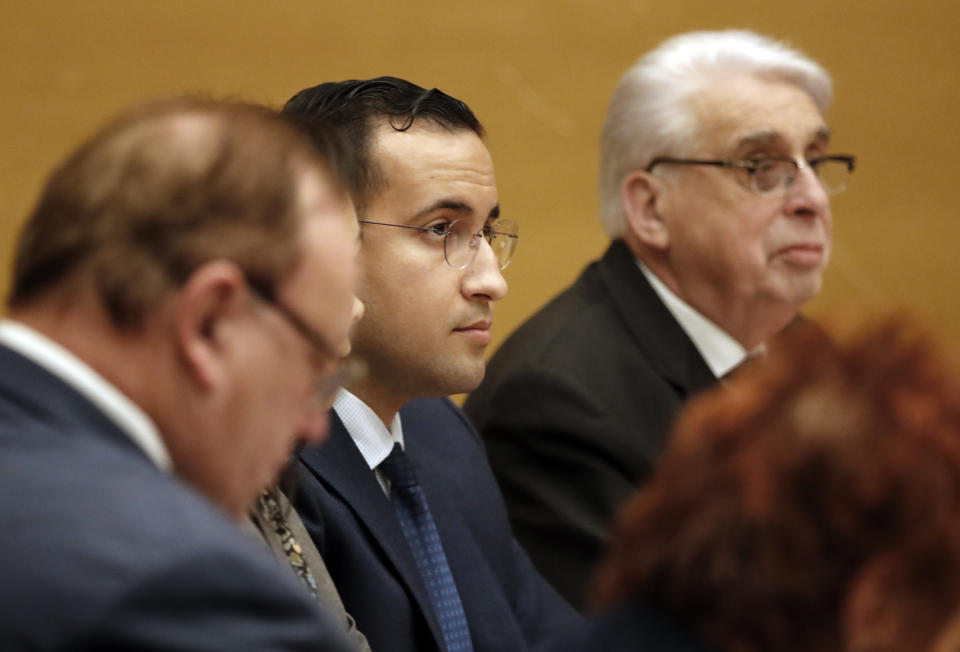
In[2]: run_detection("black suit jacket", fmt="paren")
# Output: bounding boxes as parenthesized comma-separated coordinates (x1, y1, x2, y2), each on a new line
(0, 343, 354, 652)
(559, 601, 718, 652)
(463, 241, 718, 607)
(293, 397, 580, 652)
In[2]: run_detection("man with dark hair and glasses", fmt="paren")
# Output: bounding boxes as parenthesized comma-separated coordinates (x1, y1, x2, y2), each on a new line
(0, 98, 363, 650)
(282, 77, 577, 652)
(465, 30, 856, 609)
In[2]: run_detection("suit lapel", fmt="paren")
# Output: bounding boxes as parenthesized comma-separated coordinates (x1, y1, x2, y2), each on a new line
(297, 413, 447, 651)
(596, 241, 717, 397)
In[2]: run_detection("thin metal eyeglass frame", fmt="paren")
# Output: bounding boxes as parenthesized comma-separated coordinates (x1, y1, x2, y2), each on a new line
(246, 278, 365, 406)
(357, 218, 519, 270)
(645, 154, 857, 195)
(246, 280, 339, 359)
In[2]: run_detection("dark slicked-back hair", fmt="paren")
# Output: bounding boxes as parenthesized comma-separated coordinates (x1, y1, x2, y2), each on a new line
(283, 76, 483, 216)
(9, 97, 345, 329)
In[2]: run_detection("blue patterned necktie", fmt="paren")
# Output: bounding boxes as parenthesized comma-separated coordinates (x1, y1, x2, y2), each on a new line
(379, 443, 474, 652)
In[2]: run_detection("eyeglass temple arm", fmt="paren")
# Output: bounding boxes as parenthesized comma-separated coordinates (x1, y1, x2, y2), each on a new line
(646, 157, 739, 172)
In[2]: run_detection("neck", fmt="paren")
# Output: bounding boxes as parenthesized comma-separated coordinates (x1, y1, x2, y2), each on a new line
(10, 297, 139, 390)
(638, 256, 797, 350)
(345, 376, 405, 430)
(10, 292, 185, 447)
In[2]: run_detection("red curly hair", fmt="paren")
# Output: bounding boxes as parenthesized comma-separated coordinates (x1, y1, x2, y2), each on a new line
(591, 317, 960, 652)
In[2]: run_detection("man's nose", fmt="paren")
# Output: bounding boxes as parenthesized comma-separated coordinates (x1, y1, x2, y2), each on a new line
(462, 237, 508, 301)
(784, 162, 831, 217)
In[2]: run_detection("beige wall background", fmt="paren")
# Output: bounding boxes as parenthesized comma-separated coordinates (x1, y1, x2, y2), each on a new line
(2, 1, 958, 354)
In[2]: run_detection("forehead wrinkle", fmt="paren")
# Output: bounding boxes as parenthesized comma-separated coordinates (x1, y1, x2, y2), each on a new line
(730, 121, 832, 155)
(693, 75, 829, 157)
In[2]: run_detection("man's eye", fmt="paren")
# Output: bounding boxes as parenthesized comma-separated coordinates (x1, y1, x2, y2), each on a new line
(745, 158, 773, 172)
(426, 223, 452, 237)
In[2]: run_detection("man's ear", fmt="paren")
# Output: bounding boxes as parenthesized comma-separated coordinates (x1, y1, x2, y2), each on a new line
(621, 170, 670, 251)
(173, 261, 248, 391)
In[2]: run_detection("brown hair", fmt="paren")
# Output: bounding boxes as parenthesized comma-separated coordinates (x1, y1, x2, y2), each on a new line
(9, 97, 342, 328)
(844, 526, 960, 652)
(592, 317, 960, 652)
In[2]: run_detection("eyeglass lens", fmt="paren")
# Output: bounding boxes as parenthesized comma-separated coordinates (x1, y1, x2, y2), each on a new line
(813, 160, 850, 195)
(754, 159, 850, 196)
(443, 219, 519, 270)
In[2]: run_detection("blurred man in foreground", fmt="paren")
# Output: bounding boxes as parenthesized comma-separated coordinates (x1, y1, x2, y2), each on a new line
(0, 98, 360, 650)
(465, 30, 856, 607)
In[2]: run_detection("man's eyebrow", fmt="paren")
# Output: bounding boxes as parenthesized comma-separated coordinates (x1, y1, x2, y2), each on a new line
(735, 130, 781, 150)
(408, 199, 501, 223)
(410, 199, 473, 220)
(735, 125, 832, 152)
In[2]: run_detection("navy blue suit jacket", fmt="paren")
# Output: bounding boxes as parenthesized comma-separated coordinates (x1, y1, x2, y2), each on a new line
(0, 344, 354, 651)
(293, 397, 580, 652)
(559, 601, 718, 652)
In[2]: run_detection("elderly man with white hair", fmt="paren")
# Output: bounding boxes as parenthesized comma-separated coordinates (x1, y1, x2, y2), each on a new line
(464, 30, 856, 609)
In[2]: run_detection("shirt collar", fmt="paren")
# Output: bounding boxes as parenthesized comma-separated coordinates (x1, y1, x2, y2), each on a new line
(0, 319, 172, 471)
(637, 261, 749, 379)
(333, 387, 404, 471)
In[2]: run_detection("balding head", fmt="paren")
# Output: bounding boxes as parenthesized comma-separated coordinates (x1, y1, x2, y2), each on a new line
(10, 98, 342, 328)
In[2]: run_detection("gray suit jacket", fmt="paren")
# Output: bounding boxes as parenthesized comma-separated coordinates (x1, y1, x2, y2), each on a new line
(0, 343, 354, 651)
(247, 488, 372, 652)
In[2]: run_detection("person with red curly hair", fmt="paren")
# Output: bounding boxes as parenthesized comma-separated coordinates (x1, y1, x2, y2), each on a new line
(573, 318, 960, 652)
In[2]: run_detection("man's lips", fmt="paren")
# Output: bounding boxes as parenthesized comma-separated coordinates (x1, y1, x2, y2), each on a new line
(774, 243, 825, 266)
(454, 319, 492, 344)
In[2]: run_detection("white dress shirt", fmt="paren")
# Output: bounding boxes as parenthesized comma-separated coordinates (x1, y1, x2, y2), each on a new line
(637, 261, 751, 379)
(0, 319, 171, 471)
(333, 387, 405, 494)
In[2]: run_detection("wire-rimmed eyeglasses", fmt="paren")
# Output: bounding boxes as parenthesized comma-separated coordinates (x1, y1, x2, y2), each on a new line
(358, 218, 519, 270)
(246, 279, 364, 406)
(646, 155, 856, 196)
(247, 280, 338, 359)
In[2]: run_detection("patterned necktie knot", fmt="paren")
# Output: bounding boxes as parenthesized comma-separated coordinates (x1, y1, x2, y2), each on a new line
(379, 443, 418, 489)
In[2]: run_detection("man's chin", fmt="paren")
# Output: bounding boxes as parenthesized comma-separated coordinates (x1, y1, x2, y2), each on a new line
(436, 357, 486, 396)
(794, 273, 825, 304)
(767, 268, 825, 306)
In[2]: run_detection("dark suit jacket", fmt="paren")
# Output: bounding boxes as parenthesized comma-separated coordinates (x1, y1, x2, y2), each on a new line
(559, 601, 718, 652)
(0, 343, 354, 652)
(463, 241, 718, 608)
(293, 397, 580, 652)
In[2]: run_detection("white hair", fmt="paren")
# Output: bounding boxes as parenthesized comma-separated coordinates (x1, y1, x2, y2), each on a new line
(598, 30, 833, 239)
